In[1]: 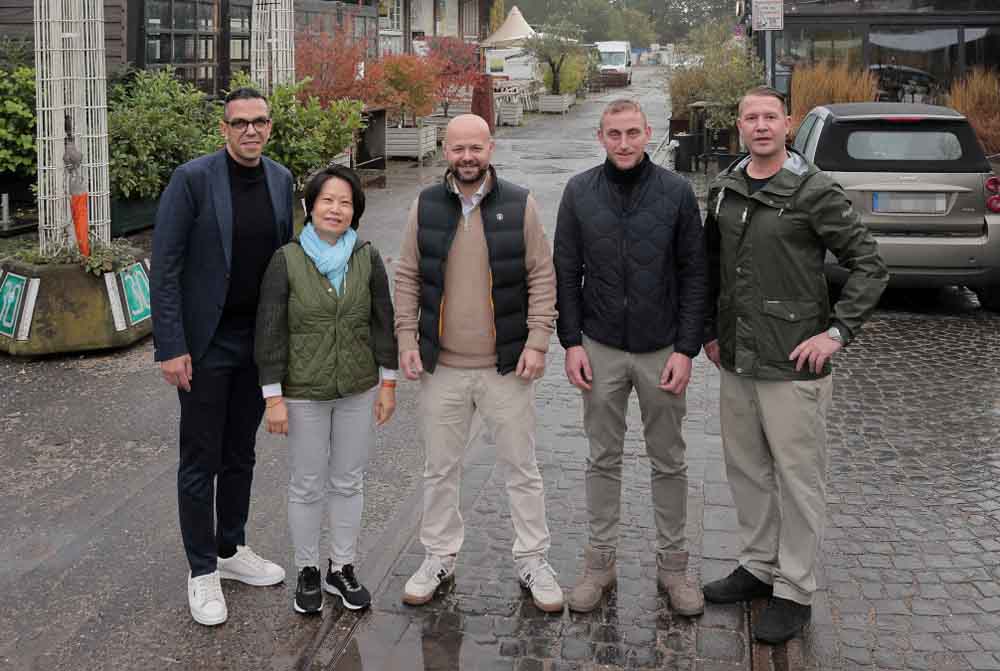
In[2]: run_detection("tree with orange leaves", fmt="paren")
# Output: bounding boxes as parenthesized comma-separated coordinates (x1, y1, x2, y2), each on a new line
(295, 24, 384, 106)
(426, 36, 481, 118)
(377, 53, 441, 127)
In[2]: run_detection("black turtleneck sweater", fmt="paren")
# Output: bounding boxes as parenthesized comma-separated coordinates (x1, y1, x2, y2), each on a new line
(603, 153, 650, 207)
(222, 152, 278, 330)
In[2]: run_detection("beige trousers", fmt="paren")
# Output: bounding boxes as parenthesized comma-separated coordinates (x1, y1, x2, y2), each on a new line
(582, 335, 689, 553)
(719, 367, 833, 605)
(418, 364, 551, 561)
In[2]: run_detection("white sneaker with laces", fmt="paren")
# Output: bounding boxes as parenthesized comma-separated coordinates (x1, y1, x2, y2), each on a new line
(402, 554, 455, 605)
(217, 545, 286, 586)
(517, 556, 564, 612)
(188, 571, 228, 626)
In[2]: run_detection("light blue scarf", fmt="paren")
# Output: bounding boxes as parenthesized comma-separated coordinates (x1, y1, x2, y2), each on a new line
(300, 223, 357, 296)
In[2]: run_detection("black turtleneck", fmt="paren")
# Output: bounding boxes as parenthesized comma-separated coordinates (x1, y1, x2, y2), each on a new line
(223, 151, 278, 330)
(603, 153, 650, 193)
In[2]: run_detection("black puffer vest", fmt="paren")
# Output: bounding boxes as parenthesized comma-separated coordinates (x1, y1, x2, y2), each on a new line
(417, 169, 529, 375)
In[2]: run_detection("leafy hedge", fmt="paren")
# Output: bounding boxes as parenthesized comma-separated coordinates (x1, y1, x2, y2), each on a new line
(0, 66, 37, 180)
(108, 69, 220, 200)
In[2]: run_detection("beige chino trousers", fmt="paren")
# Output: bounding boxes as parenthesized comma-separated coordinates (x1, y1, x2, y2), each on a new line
(418, 364, 551, 561)
(719, 367, 833, 605)
(582, 335, 690, 553)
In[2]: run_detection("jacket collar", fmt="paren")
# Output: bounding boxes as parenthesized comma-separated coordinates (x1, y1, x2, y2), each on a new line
(717, 148, 816, 199)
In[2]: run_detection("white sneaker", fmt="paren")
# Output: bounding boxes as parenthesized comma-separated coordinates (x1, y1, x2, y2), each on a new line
(517, 556, 564, 612)
(188, 571, 228, 626)
(217, 545, 286, 586)
(402, 555, 455, 605)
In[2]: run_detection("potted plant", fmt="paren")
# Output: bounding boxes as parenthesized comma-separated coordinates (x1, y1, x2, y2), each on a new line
(375, 54, 441, 160)
(108, 69, 219, 235)
(523, 24, 583, 114)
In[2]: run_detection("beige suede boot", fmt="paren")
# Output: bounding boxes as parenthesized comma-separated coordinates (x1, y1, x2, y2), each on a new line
(657, 550, 704, 616)
(567, 546, 617, 612)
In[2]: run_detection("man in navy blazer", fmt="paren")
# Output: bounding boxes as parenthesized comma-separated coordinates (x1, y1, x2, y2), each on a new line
(151, 87, 293, 626)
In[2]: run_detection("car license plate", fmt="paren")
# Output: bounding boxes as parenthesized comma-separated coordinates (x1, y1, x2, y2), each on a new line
(872, 192, 947, 214)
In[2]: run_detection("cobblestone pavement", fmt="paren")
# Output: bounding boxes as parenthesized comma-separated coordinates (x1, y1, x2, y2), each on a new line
(802, 295, 1000, 671)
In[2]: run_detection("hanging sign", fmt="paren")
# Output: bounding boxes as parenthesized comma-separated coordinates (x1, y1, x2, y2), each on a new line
(752, 0, 783, 31)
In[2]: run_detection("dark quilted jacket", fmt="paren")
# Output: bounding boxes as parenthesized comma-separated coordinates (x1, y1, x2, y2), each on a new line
(554, 159, 707, 356)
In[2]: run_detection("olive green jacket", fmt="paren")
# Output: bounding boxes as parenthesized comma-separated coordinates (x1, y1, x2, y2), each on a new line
(255, 238, 398, 400)
(704, 150, 888, 381)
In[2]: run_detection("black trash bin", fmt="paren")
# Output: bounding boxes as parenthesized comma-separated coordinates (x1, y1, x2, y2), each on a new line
(673, 133, 696, 172)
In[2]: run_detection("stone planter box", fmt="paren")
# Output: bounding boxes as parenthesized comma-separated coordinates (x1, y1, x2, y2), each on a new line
(538, 94, 574, 114)
(0, 255, 152, 356)
(498, 101, 523, 126)
(386, 125, 437, 160)
(110, 197, 159, 236)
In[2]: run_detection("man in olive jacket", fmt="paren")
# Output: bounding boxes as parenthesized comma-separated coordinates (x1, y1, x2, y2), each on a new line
(702, 86, 888, 644)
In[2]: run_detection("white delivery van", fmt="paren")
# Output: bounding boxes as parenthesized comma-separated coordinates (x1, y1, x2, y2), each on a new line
(595, 41, 632, 86)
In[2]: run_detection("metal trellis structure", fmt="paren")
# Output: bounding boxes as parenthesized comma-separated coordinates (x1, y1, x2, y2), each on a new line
(33, 0, 110, 256)
(251, 0, 296, 95)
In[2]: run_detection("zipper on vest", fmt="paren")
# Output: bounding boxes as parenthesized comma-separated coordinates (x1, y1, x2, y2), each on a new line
(489, 270, 497, 339)
(439, 294, 446, 339)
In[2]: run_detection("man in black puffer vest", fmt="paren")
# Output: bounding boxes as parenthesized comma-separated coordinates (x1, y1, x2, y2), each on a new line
(555, 99, 708, 615)
(394, 114, 562, 613)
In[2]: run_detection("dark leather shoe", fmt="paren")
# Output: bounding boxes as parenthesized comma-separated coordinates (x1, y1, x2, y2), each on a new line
(754, 597, 812, 644)
(703, 566, 773, 603)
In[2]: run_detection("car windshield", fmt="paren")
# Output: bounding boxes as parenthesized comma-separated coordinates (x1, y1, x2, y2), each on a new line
(815, 119, 989, 173)
(600, 52, 627, 66)
(846, 130, 963, 161)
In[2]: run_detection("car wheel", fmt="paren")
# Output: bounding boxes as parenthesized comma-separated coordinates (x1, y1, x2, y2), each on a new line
(974, 286, 1000, 312)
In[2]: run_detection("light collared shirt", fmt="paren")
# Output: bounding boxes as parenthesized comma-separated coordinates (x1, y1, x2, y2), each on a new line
(449, 173, 490, 227)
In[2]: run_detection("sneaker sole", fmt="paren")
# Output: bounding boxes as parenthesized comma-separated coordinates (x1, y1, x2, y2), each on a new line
(293, 596, 324, 615)
(518, 581, 564, 613)
(190, 606, 228, 626)
(401, 574, 454, 606)
(218, 568, 285, 587)
(323, 582, 370, 610)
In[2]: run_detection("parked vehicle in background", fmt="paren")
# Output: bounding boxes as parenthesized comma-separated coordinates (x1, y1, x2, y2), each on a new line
(595, 41, 632, 86)
(795, 102, 1000, 311)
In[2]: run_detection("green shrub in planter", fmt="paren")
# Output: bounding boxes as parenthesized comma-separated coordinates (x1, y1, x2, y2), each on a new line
(108, 69, 220, 201)
(0, 66, 37, 181)
(230, 72, 364, 190)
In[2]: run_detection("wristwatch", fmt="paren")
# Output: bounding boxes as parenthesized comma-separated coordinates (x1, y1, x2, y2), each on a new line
(826, 326, 844, 343)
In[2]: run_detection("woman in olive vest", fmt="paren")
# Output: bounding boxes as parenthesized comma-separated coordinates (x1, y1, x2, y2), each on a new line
(254, 165, 398, 615)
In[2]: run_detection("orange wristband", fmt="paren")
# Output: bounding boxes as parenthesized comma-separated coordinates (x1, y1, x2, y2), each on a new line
(381, 380, 397, 388)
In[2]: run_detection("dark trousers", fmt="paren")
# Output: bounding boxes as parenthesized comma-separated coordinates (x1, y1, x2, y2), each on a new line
(177, 326, 265, 577)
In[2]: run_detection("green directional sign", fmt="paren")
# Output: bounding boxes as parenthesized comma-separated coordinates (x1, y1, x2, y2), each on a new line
(0, 272, 26, 339)
(120, 262, 151, 325)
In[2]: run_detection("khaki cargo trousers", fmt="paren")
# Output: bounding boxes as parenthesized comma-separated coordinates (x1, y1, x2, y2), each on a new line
(719, 367, 833, 606)
(582, 335, 690, 553)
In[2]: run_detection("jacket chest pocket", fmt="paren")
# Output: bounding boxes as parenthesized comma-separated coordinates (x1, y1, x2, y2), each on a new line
(758, 298, 823, 362)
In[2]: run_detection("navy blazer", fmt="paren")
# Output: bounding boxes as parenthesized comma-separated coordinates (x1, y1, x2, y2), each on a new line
(151, 149, 294, 363)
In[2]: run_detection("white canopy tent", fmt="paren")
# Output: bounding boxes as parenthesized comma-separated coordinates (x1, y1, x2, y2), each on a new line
(481, 6, 535, 48)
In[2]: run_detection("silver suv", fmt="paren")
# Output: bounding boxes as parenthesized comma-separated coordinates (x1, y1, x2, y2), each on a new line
(794, 102, 1000, 310)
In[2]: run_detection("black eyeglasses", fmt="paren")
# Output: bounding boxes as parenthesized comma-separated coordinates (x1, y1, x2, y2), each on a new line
(224, 117, 272, 133)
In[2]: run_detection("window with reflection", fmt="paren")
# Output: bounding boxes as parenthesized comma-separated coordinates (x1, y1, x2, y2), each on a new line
(145, 0, 220, 94)
(774, 26, 862, 94)
(869, 26, 958, 103)
(965, 27, 1000, 72)
(785, 0, 999, 13)
(230, 0, 252, 77)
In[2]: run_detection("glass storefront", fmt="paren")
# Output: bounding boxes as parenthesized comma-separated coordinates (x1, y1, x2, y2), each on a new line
(786, 0, 999, 13)
(869, 26, 958, 102)
(965, 26, 1000, 71)
(774, 26, 863, 95)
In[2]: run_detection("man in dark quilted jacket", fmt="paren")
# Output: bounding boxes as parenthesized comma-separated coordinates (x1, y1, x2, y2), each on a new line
(554, 99, 708, 616)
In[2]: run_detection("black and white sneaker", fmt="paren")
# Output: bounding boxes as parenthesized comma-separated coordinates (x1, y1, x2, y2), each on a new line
(324, 561, 372, 610)
(294, 566, 324, 615)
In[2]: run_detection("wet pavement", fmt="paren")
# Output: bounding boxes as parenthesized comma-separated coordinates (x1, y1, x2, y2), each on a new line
(1, 65, 999, 670)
